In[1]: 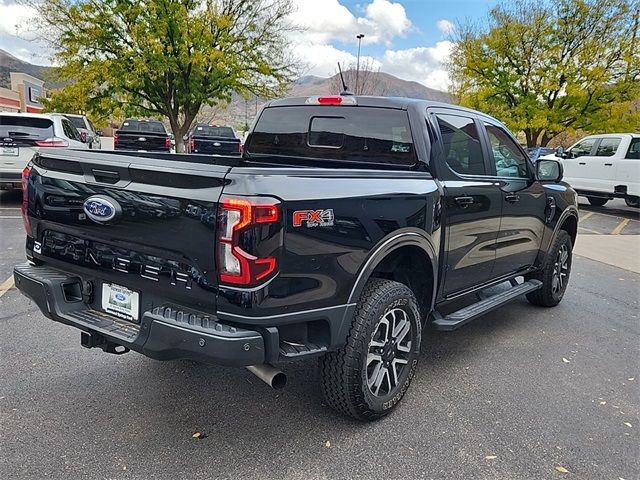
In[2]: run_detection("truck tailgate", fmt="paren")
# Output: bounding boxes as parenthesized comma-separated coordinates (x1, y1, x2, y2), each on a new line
(115, 131, 169, 151)
(25, 150, 233, 313)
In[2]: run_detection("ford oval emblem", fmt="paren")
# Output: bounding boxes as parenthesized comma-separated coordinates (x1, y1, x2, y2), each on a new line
(83, 195, 121, 223)
(115, 293, 126, 301)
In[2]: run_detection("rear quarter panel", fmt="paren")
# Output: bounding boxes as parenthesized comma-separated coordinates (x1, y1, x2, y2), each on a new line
(217, 167, 441, 318)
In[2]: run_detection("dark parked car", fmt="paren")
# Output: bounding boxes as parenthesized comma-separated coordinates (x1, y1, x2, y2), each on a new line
(526, 146, 556, 160)
(114, 119, 171, 152)
(186, 124, 242, 155)
(15, 95, 578, 420)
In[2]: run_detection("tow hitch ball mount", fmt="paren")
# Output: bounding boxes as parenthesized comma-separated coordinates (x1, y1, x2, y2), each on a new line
(80, 331, 130, 355)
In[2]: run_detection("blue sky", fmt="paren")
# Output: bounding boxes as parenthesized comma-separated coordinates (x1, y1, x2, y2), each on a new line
(0, 0, 501, 91)
(336, 0, 496, 56)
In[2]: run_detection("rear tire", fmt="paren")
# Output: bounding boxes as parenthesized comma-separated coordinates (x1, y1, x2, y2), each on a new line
(526, 230, 572, 307)
(587, 196, 608, 207)
(625, 196, 639, 208)
(320, 278, 421, 421)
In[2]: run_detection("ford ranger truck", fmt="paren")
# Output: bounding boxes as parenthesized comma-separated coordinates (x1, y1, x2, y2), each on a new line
(14, 96, 578, 421)
(114, 119, 171, 152)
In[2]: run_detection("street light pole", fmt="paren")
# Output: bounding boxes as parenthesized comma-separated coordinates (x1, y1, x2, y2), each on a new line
(355, 33, 365, 95)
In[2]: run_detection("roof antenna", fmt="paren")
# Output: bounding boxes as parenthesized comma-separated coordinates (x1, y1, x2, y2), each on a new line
(337, 62, 354, 96)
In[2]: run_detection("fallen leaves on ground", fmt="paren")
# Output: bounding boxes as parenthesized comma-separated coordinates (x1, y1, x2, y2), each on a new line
(485, 455, 497, 460)
(623, 422, 632, 428)
(325, 440, 331, 448)
(562, 358, 570, 363)
(555, 465, 570, 473)
(192, 431, 208, 439)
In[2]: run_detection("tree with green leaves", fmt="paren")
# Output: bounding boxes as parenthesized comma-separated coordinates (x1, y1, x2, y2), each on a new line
(449, 0, 640, 147)
(35, 0, 299, 151)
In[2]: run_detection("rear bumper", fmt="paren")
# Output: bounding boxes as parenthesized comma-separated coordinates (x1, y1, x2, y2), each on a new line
(0, 171, 22, 186)
(13, 263, 266, 366)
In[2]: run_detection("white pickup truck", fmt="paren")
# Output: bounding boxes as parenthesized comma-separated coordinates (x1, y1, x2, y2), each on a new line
(542, 133, 640, 207)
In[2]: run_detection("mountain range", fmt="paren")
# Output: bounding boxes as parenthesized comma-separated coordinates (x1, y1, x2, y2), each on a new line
(0, 48, 454, 126)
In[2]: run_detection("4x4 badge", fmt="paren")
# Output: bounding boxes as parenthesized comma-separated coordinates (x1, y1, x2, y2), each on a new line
(293, 209, 334, 228)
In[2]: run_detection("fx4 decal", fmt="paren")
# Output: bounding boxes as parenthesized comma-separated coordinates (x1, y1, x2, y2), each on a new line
(293, 209, 335, 228)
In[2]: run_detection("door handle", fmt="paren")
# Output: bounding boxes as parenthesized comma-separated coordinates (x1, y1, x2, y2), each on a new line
(604, 163, 613, 166)
(504, 193, 520, 203)
(454, 196, 475, 207)
(578, 162, 586, 165)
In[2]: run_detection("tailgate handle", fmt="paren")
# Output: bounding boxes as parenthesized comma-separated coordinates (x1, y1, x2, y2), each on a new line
(92, 169, 120, 184)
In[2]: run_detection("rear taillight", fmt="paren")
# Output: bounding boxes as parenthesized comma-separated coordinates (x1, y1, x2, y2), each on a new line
(114, 132, 119, 147)
(165, 136, 171, 150)
(35, 137, 69, 147)
(189, 137, 195, 152)
(238, 143, 243, 154)
(21, 166, 32, 236)
(218, 197, 280, 286)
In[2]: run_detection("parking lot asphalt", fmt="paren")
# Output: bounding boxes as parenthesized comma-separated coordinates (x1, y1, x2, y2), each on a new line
(1, 191, 638, 480)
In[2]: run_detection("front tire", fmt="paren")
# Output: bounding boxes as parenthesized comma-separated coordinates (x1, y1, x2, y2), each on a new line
(625, 196, 639, 208)
(320, 278, 421, 421)
(587, 196, 608, 207)
(526, 230, 572, 307)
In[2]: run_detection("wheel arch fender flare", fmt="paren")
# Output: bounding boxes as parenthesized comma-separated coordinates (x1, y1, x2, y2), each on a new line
(347, 228, 439, 309)
(553, 206, 579, 246)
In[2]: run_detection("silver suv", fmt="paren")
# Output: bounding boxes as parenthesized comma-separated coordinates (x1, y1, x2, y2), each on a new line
(0, 112, 88, 190)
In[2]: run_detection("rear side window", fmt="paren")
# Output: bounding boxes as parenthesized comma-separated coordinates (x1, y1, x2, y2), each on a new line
(61, 118, 81, 141)
(595, 138, 621, 157)
(627, 138, 640, 159)
(193, 125, 236, 138)
(246, 106, 416, 166)
(0, 115, 54, 140)
(67, 116, 86, 130)
(436, 114, 486, 176)
(119, 120, 167, 134)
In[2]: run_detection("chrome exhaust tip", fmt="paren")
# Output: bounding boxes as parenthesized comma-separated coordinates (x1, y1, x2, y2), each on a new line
(246, 364, 287, 389)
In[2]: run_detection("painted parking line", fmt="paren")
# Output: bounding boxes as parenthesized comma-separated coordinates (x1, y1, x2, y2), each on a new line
(578, 226, 603, 235)
(580, 211, 594, 222)
(611, 218, 630, 235)
(0, 216, 22, 219)
(0, 276, 14, 298)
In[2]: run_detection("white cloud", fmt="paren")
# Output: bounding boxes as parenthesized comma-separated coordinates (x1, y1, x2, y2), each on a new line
(437, 19, 455, 35)
(290, 0, 412, 46)
(381, 41, 454, 91)
(0, 0, 38, 40)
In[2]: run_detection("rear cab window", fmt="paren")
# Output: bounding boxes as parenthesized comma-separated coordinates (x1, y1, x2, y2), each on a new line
(0, 115, 55, 143)
(119, 120, 167, 134)
(193, 125, 236, 138)
(246, 106, 416, 167)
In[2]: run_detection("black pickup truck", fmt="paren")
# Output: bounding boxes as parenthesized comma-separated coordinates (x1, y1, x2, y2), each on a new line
(15, 96, 578, 420)
(114, 119, 171, 152)
(186, 124, 242, 156)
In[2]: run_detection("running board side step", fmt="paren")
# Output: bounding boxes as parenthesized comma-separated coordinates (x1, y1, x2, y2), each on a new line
(432, 280, 542, 331)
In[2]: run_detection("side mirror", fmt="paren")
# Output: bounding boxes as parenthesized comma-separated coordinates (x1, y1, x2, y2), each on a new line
(537, 159, 563, 182)
(555, 146, 568, 159)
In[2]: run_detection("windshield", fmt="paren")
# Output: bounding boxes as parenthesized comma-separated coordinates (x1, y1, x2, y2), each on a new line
(193, 125, 236, 138)
(119, 120, 167, 134)
(0, 116, 54, 140)
(246, 106, 416, 166)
